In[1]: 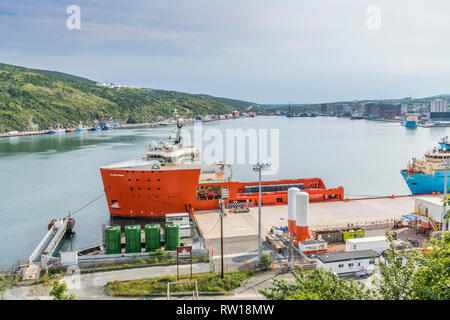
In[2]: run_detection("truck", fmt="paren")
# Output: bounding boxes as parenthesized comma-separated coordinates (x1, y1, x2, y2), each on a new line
(345, 236, 390, 254)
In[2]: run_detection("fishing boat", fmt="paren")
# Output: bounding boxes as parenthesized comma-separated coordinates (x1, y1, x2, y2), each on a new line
(90, 126, 102, 131)
(66, 128, 76, 133)
(76, 123, 89, 132)
(49, 125, 66, 134)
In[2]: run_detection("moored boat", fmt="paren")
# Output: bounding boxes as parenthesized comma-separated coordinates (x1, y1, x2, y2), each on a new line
(401, 136, 450, 194)
(100, 121, 344, 218)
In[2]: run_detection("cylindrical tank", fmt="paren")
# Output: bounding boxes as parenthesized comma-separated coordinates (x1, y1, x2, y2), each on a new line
(145, 224, 161, 252)
(105, 226, 121, 254)
(287, 187, 300, 236)
(295, 192, 309, 241)
(125, 225, 142, 253)
(165, 223, 180, 251)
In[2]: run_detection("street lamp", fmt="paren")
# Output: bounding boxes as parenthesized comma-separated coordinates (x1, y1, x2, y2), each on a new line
(253, 162, 271, 263)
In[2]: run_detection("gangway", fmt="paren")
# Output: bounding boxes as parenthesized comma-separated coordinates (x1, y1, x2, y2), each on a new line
(22, 218, 69, 281)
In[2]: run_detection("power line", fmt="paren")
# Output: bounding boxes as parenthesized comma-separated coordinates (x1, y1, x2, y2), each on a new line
(65, 193, 105, 218)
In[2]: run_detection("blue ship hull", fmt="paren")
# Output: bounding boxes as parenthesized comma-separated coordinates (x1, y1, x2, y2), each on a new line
(403, 121, 417, 128)
(401, 170, 450, 194)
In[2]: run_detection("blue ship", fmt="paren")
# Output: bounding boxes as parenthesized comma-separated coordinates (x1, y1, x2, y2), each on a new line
(401, 137, 450, 194)
(402, 113, 418, 128)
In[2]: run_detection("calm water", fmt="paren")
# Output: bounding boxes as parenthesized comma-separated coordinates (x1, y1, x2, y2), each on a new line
(0, 116, 449, 267)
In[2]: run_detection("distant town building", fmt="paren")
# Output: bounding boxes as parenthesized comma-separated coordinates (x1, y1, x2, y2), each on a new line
(430, 99, 447, 113)
(321, 103, 328, 114)
(401, 104, 408, 114)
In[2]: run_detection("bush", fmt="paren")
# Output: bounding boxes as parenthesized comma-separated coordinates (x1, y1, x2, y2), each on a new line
(259, 253, 272, 271)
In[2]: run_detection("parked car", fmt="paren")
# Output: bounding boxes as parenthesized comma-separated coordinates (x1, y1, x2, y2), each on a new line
(354, 268, 370, 278)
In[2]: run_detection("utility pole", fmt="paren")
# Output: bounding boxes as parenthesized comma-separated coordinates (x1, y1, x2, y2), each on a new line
(288, 220, 293, 270)
(219, 200, 225, 278)
(253, 162, 271, 263)
(442, 157, 449, 236)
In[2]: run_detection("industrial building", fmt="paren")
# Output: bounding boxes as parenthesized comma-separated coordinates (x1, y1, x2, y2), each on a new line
(345, 236, 390, 254)
(316, 250, 380, 275)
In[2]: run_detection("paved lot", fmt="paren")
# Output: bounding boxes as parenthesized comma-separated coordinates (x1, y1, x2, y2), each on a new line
(194, 196, 438, 240)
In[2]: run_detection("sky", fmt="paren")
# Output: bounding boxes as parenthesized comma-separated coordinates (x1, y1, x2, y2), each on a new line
(1, 0, 450, 104)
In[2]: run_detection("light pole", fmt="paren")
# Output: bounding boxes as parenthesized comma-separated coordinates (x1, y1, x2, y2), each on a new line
(219, 200, 225, 278)
(442, 158, 450, 236)
(253, 162, 271, 263)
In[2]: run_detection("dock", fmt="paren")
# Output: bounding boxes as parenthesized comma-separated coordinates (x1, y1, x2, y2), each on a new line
(194, 195, 438, 241)
(22, 218, 69, 281)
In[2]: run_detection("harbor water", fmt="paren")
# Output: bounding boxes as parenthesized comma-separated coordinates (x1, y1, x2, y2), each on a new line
(0, 116, 449, 267)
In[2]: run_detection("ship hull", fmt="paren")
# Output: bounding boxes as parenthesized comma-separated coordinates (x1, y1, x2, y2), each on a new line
(403, 121, 418, 128)
(101, 167, 344, 218)
(401, 170, 450, 194)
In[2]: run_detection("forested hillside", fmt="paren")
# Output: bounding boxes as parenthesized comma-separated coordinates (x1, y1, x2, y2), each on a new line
(0, 63, 255, 132)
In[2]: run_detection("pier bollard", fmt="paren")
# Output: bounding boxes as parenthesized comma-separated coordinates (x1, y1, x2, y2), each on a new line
(437, 192, 441, 195)
(391, 194, 395, 199)
(345, 197, 349, 202)
(244, 258, 247, 265)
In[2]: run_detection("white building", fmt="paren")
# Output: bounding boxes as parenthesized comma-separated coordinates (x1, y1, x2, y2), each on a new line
(316, 250, 380, 275)
(430, 99, 448, 112)
(345, 236, 390, 254)
(415, 196, 447, 225)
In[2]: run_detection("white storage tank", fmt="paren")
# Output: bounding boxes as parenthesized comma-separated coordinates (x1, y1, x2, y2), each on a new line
(295, 192, 309, 241)
(287, 187, 300, 236)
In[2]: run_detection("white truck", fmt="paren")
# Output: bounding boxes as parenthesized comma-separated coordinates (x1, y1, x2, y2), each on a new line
(345, 236, 390, 254)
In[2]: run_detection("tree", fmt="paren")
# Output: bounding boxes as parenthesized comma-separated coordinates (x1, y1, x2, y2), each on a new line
(49, 280, 76, 300)
(0, 275, 15, 300)
(259, 268, 371, 300)
(372, 232, 450, 300)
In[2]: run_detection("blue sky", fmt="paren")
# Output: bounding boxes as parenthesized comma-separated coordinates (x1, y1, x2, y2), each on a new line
(1, 0, 450, 104)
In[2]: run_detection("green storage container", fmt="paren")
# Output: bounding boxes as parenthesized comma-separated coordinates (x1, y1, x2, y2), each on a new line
(105, 226, 121, 254)
(125, 225, 142, 253)
(145, 224, 161, 252)
(165, 223, 180, 251)
(342, 229, 365, 241)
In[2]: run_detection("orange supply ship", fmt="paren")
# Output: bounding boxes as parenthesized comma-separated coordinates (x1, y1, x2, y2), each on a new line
(100, 122, 344, 218)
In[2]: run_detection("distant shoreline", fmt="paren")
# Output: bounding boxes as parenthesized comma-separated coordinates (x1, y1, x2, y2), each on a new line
(0, 115, 256, 138)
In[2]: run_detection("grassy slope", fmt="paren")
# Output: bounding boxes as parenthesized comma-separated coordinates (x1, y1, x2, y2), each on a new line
(0, 63, 256, 132)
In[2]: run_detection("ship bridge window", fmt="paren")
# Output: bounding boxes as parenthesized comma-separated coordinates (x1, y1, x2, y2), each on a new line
(197, 185, 221, 200)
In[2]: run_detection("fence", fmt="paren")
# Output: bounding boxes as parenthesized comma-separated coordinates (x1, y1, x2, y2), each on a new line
(0, 259, 24, 277)
(312, 219, 396, 232)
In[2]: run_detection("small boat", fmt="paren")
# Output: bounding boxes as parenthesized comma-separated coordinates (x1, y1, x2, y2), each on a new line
(90, 126, 101, 131)
(49, 125, 66, 134)
(101, 123, 112, 130)
(76, 123, 89, 132)
(66, 128, 76, 133)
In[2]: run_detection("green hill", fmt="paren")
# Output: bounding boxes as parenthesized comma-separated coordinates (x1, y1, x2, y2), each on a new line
(0, 63, 256, 132)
